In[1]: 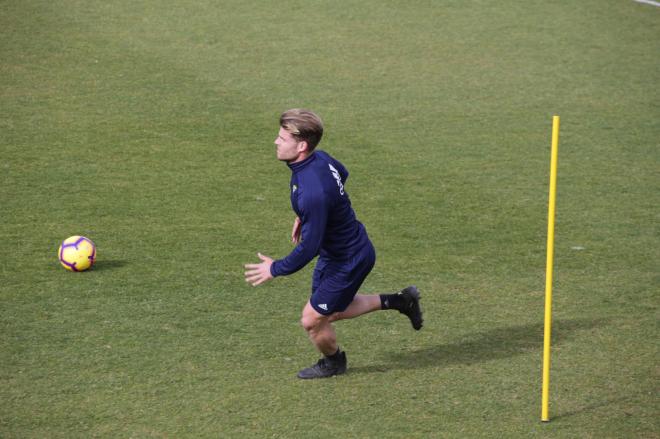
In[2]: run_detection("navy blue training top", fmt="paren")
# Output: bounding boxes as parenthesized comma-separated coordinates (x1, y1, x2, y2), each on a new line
(270, 150, 371, 277)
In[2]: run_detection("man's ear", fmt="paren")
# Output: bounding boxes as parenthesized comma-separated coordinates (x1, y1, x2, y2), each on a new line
(297, 141, 309, 153)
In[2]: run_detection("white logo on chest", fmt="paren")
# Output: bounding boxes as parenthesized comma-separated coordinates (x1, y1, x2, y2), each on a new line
(328, 164, 345, 195)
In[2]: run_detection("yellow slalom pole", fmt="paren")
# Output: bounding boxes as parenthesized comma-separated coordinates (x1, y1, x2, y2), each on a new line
(542, 115, 560, 422)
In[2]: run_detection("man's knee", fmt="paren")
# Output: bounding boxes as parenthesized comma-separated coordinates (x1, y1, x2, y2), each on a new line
(301, 306, 329, 332)
(300, 314, 315, 332)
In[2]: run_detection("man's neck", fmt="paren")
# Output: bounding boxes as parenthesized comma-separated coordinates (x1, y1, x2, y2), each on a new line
(288, 150, 312, 164)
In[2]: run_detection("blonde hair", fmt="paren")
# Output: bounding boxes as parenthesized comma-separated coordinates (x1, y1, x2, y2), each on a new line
(280, 109, 324, 151)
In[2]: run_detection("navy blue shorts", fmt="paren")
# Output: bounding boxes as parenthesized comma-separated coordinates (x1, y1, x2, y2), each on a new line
(310, 241, 376, 315)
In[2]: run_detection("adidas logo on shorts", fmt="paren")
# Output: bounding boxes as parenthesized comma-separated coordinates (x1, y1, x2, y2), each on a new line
(318, 304, 328, 311)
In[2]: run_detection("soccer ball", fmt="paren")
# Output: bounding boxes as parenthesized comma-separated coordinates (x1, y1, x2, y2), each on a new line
(58, 236, 96, 272)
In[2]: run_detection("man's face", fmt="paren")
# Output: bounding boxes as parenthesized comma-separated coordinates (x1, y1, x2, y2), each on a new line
(274, 127, 306, 163)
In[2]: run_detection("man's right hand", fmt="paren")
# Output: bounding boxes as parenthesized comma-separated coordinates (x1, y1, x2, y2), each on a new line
(291, 216, 302, 244)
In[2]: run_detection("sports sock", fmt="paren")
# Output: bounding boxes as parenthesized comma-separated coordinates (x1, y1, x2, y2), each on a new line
(380, 293, 406, 311)
(325, 348, 343, 363)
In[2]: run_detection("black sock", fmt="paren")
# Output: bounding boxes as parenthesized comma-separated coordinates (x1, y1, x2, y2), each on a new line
(325, 348, 342, 362)
(380, 293, 406, 311)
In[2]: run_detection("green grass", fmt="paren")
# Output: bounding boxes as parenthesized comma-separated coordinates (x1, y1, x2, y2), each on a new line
(1, 0, 659, 437)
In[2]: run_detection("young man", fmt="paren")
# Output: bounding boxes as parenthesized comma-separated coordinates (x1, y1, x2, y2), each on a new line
(244, 109, 423, 379)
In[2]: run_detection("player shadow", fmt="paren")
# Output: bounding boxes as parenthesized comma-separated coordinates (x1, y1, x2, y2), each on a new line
(90, 260, 128, 271)
(349, 317, 607, 374)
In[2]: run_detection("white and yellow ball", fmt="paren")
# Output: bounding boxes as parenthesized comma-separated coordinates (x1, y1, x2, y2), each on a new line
(58, 236, 96, 272)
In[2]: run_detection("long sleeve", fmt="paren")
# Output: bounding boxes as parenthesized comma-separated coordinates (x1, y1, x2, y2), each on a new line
(270, 188, 328, 277)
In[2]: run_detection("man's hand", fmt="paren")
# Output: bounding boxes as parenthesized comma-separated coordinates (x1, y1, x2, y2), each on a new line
(244, 253, 274, 286)
(291, 216, 302, 244)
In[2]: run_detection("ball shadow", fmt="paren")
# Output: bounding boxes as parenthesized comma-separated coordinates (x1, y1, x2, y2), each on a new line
(91, 260, 128, 271)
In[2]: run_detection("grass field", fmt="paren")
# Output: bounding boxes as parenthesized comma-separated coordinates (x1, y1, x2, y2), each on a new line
(1, 0, 659, 437)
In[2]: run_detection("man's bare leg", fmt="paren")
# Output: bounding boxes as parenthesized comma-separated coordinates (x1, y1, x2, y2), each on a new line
(301, 301, 339, 356)
(296, 287, 423, 379)
(329, 294, 381, 322)
(297, 302, 347, 379)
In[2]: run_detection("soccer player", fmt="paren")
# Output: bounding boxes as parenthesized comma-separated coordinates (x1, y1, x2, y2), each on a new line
(244, 109, 423, 379)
